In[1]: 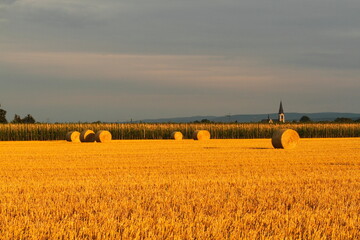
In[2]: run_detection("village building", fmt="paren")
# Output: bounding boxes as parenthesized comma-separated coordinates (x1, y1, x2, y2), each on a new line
(261, 114, 274, 124)
(261, 101, 285, 123)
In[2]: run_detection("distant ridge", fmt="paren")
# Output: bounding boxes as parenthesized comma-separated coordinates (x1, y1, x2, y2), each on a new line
(138, 112, 360, 123)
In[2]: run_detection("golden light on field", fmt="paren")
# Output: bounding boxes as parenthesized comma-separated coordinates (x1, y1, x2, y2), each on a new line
(1, 138, 360, 239)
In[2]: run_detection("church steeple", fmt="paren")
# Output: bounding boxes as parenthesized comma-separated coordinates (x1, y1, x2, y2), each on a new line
(279, 101, 284, 114)
(278, 101, 285, 123)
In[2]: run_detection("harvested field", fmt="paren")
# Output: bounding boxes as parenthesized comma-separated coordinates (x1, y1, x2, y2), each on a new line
(1, 138, 360, 239)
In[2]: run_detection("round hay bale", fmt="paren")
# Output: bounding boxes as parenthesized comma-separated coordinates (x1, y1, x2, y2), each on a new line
(193, 130, 211, 141)
(271, 129, 300, 149)
(171, 131, 183, 140)
(65, 131, 80, 142)
(80, 130, 96, 142)
(95, 130, 112, 143)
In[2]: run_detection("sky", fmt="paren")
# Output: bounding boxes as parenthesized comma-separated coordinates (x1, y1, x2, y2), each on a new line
(1, 0, 359, 122)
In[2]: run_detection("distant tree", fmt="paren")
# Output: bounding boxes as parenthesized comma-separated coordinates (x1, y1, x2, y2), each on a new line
(355, 118, 360, 123)
(22, 114, 36, 123)
(0, 107, 7, 123)
(334, 117, 353, 123)
(299, 116, 311, 123)
(11, 114, 23, 123)
(200, 119, 212, 123)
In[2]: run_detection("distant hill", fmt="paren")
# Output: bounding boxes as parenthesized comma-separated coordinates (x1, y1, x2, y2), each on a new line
(139, 112, 360, 123)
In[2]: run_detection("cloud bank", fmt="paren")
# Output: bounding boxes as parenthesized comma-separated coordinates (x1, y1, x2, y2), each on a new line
(1, 0, 360, 122)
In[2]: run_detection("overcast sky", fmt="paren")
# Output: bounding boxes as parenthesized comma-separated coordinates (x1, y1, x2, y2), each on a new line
(1, 0, 359, 122)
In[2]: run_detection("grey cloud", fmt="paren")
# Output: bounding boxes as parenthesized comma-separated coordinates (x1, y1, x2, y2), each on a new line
(7, 0, 359, 64)
(1, 0, 360, 121)
(0, 0, 17, 4)
(3, 0, 360, 64)
(0, 67, 245, 122)
(288, 52, 360, 70)
(4, 0, 360, 57)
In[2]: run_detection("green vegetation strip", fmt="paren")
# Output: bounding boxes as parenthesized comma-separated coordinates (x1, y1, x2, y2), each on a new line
(1, 123, 360, 141)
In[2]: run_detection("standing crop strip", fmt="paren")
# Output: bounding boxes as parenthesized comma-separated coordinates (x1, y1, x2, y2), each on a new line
(1, 123, 360, 141)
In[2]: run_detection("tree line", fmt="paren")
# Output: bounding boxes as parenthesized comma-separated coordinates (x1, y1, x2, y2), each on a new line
(192, 116, 360, 124)
(299, 116, 360, 123)
(0, 107, 36, 124)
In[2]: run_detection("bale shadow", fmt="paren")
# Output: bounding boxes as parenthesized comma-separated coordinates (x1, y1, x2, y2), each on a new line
(248, 147, 273, 150)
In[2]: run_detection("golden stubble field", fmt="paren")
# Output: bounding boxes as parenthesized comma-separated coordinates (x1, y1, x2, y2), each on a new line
(1, 138, 360, 239)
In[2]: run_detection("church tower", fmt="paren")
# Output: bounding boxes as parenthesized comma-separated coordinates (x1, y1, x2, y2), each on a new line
(278, 101, 285, 123)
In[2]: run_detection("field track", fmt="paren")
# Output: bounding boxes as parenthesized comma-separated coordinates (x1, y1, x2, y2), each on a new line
(1, 138, 360, 239)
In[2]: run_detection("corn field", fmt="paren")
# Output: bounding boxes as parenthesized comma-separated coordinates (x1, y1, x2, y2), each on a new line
(0, 123, 360, 141)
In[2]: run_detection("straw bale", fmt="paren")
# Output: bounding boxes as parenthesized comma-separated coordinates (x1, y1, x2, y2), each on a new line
(65, 131, 80, 143)
(171, 131, 183, 140)
(80, 130, 96, 142)
(193, 130, 211, 140)
(272, 129, 300, 149)
(95, 130, 112, 143)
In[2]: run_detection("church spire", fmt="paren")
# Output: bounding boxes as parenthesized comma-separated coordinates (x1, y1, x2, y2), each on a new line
(278, 100, 284, 114)
(278, 101, 285, 123)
